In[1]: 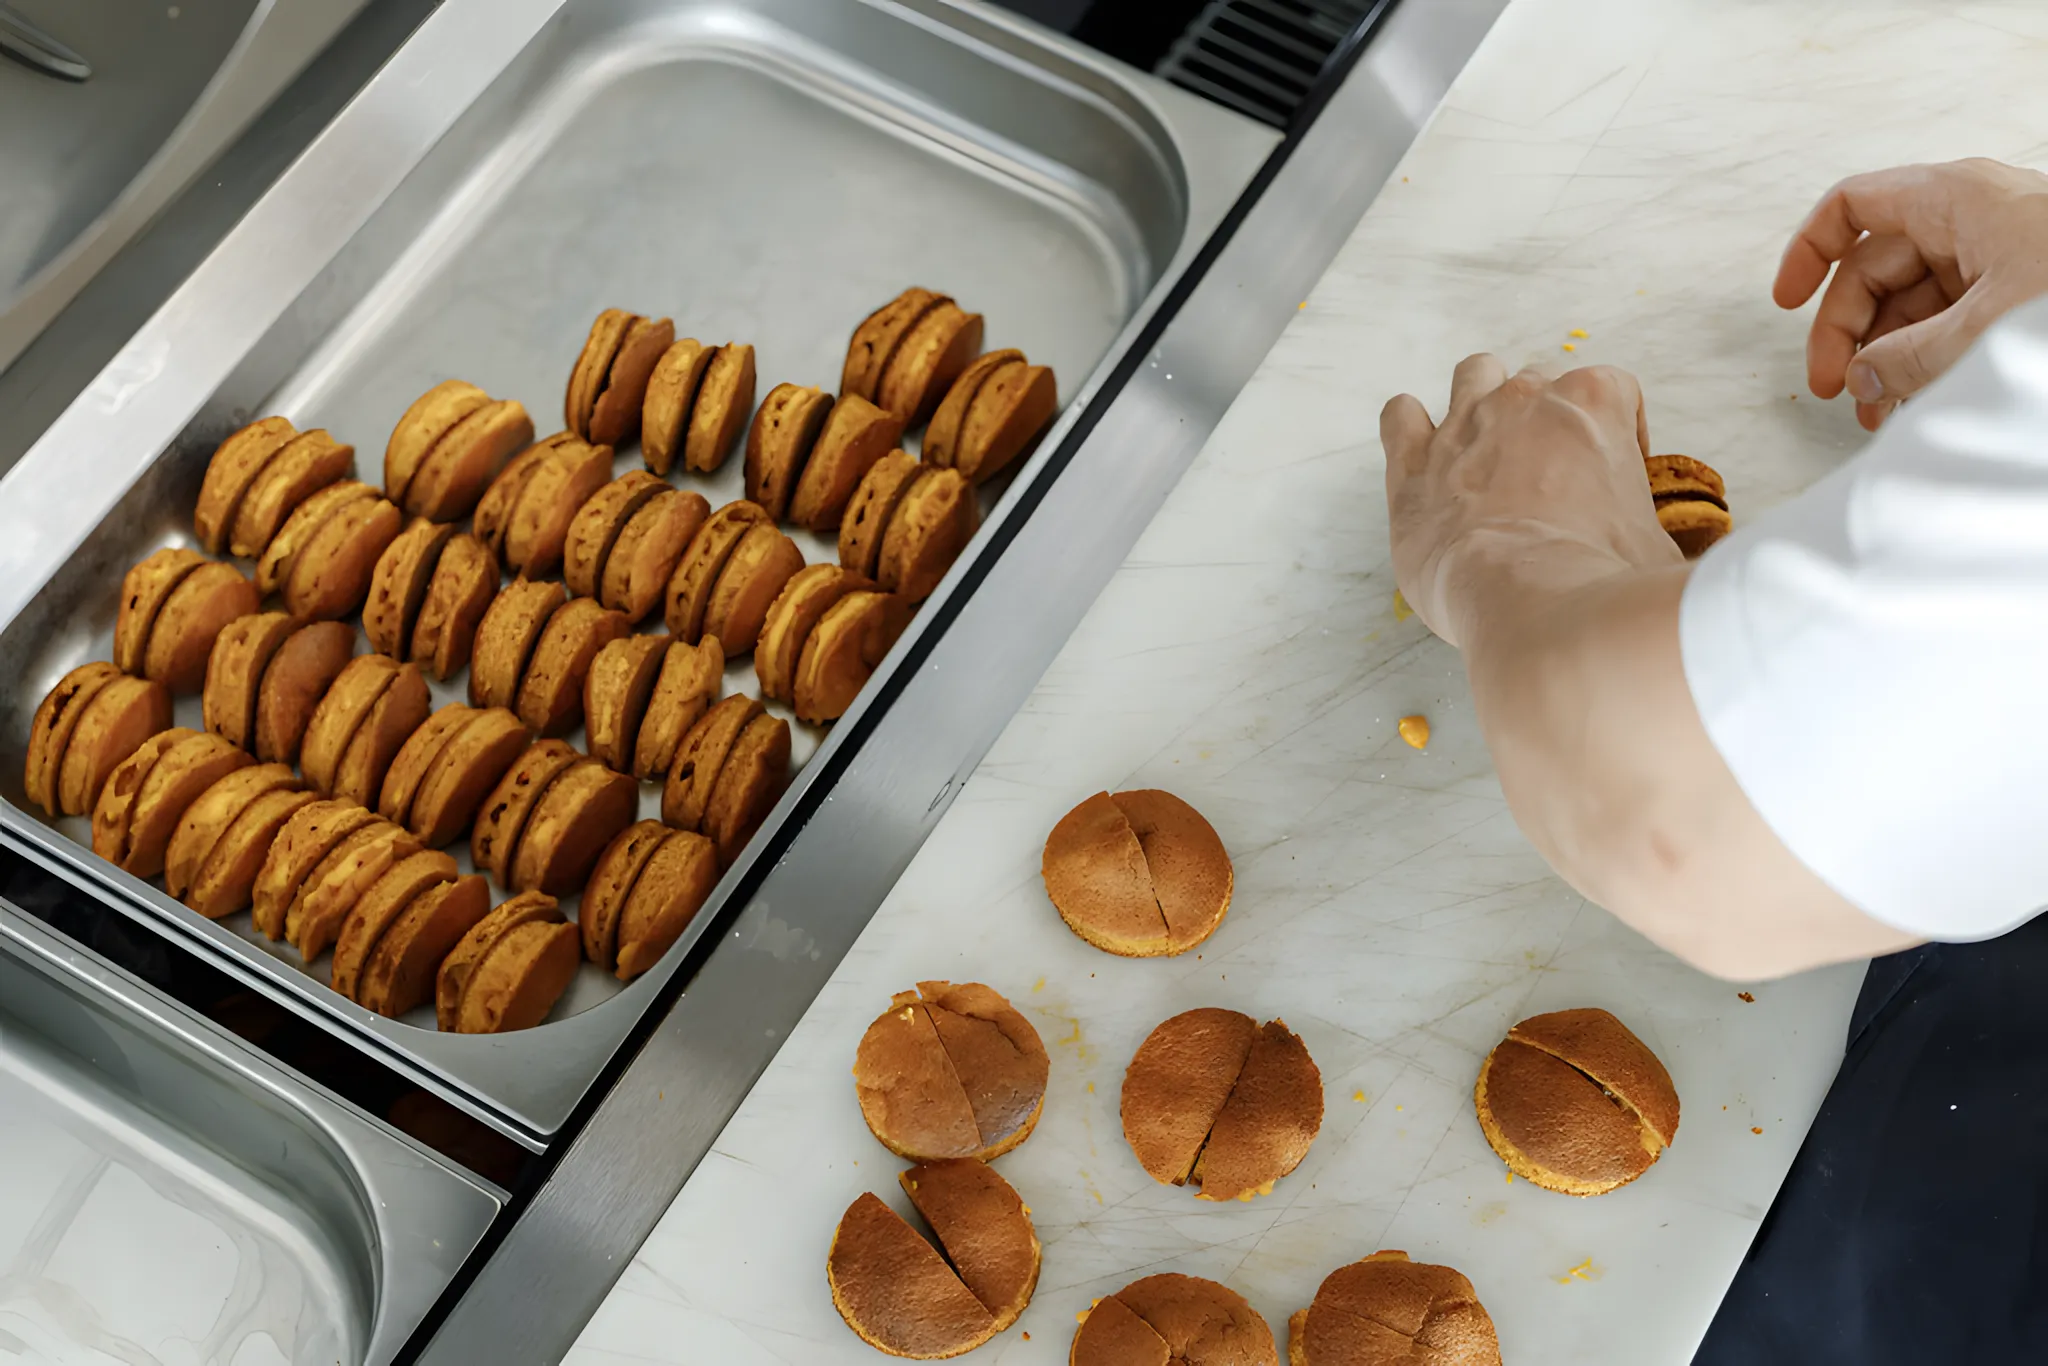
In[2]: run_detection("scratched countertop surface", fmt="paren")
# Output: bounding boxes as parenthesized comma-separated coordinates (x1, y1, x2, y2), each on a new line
(568, 2, 2048, 1362)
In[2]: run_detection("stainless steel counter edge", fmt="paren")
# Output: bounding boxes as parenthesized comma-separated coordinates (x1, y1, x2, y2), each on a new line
(0, 900, 504, 1365)
(415, 0, 1512, 1359)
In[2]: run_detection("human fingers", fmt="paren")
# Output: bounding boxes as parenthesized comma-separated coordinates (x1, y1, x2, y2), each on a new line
(1380, 393, 1436, 492)
(1552, 365, 1648, 455)
(1806, 234, 1933, 399)
(1772, 166, 1941, 309)
(1445, 353, 1510, 428)
(1847, 282, 1999, 406)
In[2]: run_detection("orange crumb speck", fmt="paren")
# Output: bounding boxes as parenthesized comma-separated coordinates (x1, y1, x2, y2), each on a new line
(1353, 1089, 1366, 1103)
(1298, 301, 1308, 310)
(1022, 1333, 1030, 1342)
(1738, 991, 1755, 1002)
(1393, 589, 1413, 621)
(1086, 1081, 1096, 1094)
(1568, 329, 1588, 339)
(1032, 976, 1045, 993)
(1752, 1126, 1764, 1135)
(1561, 342, 1577, 352)
(1399, 715, 1429, 749)
(1395, 1105, 1404, 1112)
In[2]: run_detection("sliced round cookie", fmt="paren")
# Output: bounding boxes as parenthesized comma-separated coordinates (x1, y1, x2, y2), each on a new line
(587, 313, 673, 448)
(515, 597, 628, 736)
(664, 499, 769, 642)
(376, 704, 477, 832)
(562, 470, 665, 600)
(922, 349, 1021, 471)
(1072, 1274, 1277, 1366)
(229, 430, 355, 559)
(755, 565, 871, 705)
(841, 288, 945, 404)
(56, 675, 173, 817)
(1042, 789, 1231, 957)
(253, 620, 355, 766)
(195, 417, 298, 554)
(468, 578, 565, 711)
(162, 762, 302, 901)
(409, 533, 499, 682)
(143, 561, 261, 693)
(579, 819, 672, 971)
(702, 523, 803, 657)
(251, 798, 378, 940)
(744, 383, 833, 522)
(952, 358, 1055, 485)
(471, 437, 558, 561)
(435, 890, 562, 1031)
(640, 338, 715, 476)
(300, 654, 402, 795)
(283, 492, 402, 621)
(406, 707, 527, 849)
(364, 518, 454, 660)
(202, 611, 297, 749)
(331, 849, 458, 1004)
(877, 466, 977, 603)
(384, 379, 488, 507)
(117, 732, 252, 879)
(1122, 1009, 1322, 1202)
(470, 738, 581, 885)
(332, 662, 430, 809)
(287, 818, 421, 962)
(508, 757, 635, 895)
(837, 450, 920, 581)
(502, 432, 612, 578)
(611, 826, 718, 981)
(876, 301, 982, 426)
(632, 637, 723, 782)
(792, 590, 911, 725)
(254, 480, 375, 597)
(90, 727, 199, 873)
(24, 662, 122, 817)
(702, 712, 789, 866)
(660, 693, 762, 833)
(599, 488, 708, 624)
(1289, 1251, 1501, 1366)
(114, 548, 209, 676)
(853, 981, 1047, 1163)
(405, 396, 533, 522)
(185, 785, 319, 919)
(790, 395, 903, 532)
(897, 1158, 1039, 1334)
(453, 917, 582, 1034)
(358, 872, 492, 1018)
(566, 311, 634, 439)
(683, 343, 756, 474)
(583, 634, 667, 773)
(828, 1190, 996, 1360)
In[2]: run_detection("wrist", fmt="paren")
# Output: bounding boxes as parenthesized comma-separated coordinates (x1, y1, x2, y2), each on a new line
(1434, 523, 1642, 657)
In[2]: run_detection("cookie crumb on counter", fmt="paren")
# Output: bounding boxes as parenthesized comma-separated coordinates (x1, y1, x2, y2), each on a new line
(1393, 589, 1413, 621)
(1399, 715, 1430, 750)
(1738, 991, 1755, 1002)
(1569, 329, 1588, 338)
(1752, 1126, 1764, 1135)
(1561, 343, 1577, 352)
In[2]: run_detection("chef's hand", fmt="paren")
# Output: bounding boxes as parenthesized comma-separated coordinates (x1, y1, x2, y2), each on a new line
(1776, 158, 2048, 431)
(1381, 356, 1679, 650)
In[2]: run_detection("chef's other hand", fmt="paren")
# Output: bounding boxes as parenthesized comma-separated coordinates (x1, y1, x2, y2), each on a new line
(1381, 356, 1680, 650)
(1775, 158, 2048, 431)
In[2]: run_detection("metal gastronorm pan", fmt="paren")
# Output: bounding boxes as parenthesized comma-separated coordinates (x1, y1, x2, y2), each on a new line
(0, 0, 1271, 1139)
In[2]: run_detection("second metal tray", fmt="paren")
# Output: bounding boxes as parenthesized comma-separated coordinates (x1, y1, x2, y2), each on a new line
(0, 0, 1271, 1139)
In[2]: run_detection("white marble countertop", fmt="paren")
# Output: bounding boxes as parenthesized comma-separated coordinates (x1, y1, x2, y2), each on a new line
(568, 2, 2048, 1363)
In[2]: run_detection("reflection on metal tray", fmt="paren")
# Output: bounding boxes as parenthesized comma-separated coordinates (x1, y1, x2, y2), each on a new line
(0, 0, 1272, 1141)
(0, 900, 498, 1365)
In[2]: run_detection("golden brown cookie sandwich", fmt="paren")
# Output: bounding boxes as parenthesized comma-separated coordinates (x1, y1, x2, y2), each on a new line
(640, 337, 716, 476)
(1475, 1006, 1680, 1196)
(662, 695, 790, 864)
(249, 798, 377, 940)
(743, 382, 834, 522)
(251, 620, 354, 765)
(754, 564, 870, 705)
(409, 533, 499, 681)
(1071, 1274, 1279, 1366)
(379, 704, 528, 848)
(90, 730, 248, 879)
(790, 589, 910, 725)
(876, 465, 977, 603)
(842, 288, 984, 425)
(1646, 453, 1732, 558)
(228, 429, 357, 560)
(115, 549, 261, 693)
(24, 662, 120, 817)
(265, 480, 404, 622)
(663, 499, 769, 644)
(284, 817, 422, 961)
(384, 380, 533, 521)
(827, 1159, 1039, 1360)
(853, 980, 1049, 1163)
(40, 672, 174, 819)
(474, 431, 612, 577)
(583, 634, 668, 773)
(194, 417, 298, 555)
(468, 576, 565, 712)
(599, 488, 708, 624)
(1287, 1252, 1501, 1366)
(791, 395, 903, 532)
(472, 741, 633, 893)
(1122, 1008, 1323, 1202)
(364, 518, 453, 661)
(330, 849, 460, 1005)
(515, 596, 628, 736)
(701, 523, 803, 656)
(299, 654, 428, 798)
(567, 309, 674, 448)
(470, 738, 581, 885)
(678, 342, 755, 474)
(353, 870, 492, 1019)
(161, 763, 304, 905)
(581, 820, 719, 980)
(923, 348, 1057, 485)
(563, 470, 666, 600)
(1043, 788, 1231, 957)
(632, 636, 723, 782)
(201, 611, 295, 749)
(436, 890, 581, 1033)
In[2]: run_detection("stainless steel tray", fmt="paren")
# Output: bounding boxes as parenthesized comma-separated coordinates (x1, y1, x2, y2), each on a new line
(0, 899, 499, 1365)
(0, 0, 1271, 1140)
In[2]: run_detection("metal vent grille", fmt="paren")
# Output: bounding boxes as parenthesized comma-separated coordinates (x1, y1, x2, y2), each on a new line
(1155, 0, 1379, 128)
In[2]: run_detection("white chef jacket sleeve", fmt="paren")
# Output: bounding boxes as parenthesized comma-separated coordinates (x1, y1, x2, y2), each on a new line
(1679, 294, 2048, 941)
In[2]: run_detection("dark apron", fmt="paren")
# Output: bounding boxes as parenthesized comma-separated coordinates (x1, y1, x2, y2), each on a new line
(1694, 920, 2048, 1363)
